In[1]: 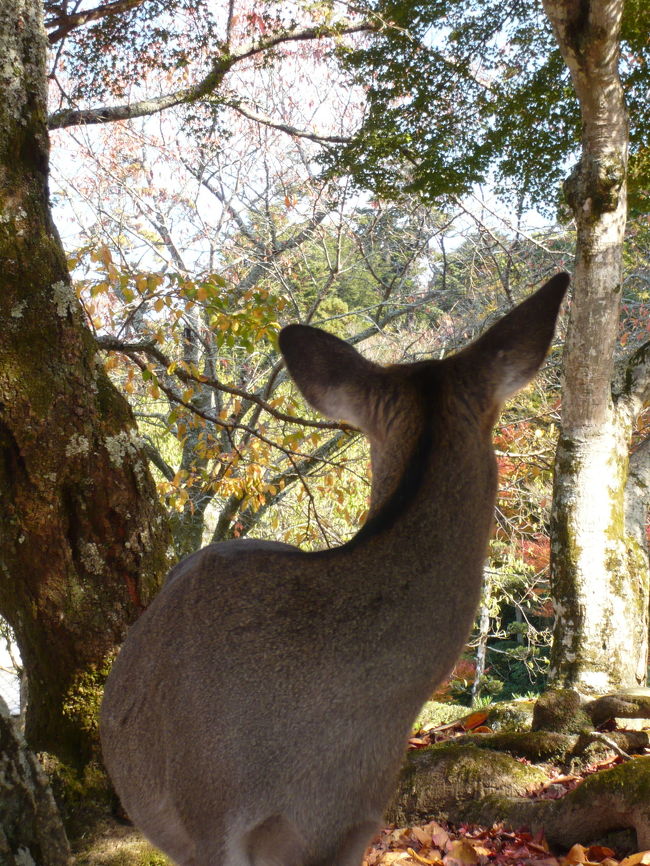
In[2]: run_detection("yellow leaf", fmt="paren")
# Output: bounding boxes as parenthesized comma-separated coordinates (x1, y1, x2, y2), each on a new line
(620, 853, 650, 866)
(407, 848, 443, 866)
(565, 846, 589, 865)
(153, 297, 165, 312)
(443, 840, 478, 866)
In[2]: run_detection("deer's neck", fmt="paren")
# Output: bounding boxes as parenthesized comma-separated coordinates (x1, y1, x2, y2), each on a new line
(343, 419, 497, 591)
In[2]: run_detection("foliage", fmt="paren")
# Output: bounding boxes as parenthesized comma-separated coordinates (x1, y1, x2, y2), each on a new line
(334, 0, 649, 211)
(41, 0, 650, 742)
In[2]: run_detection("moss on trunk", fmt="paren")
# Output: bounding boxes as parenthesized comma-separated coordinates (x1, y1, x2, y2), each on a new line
(0, 0, 170, 767)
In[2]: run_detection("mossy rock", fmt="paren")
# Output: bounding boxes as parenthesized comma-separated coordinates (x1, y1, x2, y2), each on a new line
(386, 742, 548, 826)
(452, 730, 576, 763)
(532, 689, 592, 734)
(415, 701, 467, 730)
(485, 700, 535, 733)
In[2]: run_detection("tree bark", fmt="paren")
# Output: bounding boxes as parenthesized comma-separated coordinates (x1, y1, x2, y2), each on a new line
(0, 0, 169, 766)
(545, 0, 650, 693)
(0, 698, 71, 865)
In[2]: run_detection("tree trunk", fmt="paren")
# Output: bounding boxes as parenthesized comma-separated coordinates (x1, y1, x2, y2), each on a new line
(543, 0, 650, 694)
(0, 0, 169, 767)
(0, 698, 71, 865)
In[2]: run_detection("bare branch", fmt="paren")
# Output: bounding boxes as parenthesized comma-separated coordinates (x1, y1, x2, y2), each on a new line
(48, 64, 228, 129)
(141, 438, 175, 481)
(96, 334, 346, 431)
(223, 429, 356, 542)
(221, 99, 350, 145)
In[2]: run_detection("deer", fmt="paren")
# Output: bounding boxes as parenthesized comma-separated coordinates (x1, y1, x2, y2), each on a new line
(100, 272, 569, 866)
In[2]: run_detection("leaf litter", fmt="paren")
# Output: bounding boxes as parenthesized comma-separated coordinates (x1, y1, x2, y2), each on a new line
(363, 821, 650, 866)
(389, 711, 650, 866)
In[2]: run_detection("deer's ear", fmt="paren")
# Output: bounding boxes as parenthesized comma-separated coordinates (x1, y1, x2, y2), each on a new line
(465, 272, 569, 405)
(279, 325, 383, 431)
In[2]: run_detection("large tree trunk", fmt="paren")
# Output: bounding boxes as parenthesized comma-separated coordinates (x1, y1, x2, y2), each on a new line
(545, 0, 650, 693)
(0, 0, 169, 767)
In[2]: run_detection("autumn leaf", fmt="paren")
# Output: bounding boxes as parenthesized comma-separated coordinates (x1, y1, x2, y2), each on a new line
(586, 847, 616, 863)
(461, 710, 489, 731)
(407, 847, 443, 865)
(563, 844, 591, 864)
(443, 839, 479, 866)
(620, 853, 650, 866)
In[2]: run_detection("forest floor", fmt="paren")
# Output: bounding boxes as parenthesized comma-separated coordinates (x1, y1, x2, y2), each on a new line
(69, 703, 650, 866)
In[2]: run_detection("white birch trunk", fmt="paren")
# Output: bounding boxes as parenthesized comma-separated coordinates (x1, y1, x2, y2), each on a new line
(543, 0, 650, 692)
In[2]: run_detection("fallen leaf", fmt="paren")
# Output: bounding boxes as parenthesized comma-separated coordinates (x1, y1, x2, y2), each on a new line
(444, 839, 479, 866)
(411, 826, 434, 846)
(564, 844, 590, 864)
(407, 846, 444, 865)
(379, 851, 412, 865)
(462, 711, 489, 731)
(620, 853, 650, 866)
(587, 848, 616, 862)
(417, 821, 451, 850)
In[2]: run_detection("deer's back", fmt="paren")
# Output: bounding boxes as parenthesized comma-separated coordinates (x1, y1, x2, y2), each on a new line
(101, 537, 430, 854)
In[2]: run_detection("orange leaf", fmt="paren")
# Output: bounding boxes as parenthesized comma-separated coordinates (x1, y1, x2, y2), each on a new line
(407, 848, 443, 865)
(461, 710, 489, 731)
(564, 844, 590, 864)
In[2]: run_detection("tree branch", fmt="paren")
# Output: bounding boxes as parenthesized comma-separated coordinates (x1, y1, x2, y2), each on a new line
(47, 0, 145, 43)
(48, 64, 228, 129)
(48, 22, 374, 130)
(617, 339, 650, 419)
(221, 98, 350, 145)
(95, 334, 345, 431)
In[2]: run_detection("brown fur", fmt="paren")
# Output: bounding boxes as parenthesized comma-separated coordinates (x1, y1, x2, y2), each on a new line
(101, 273, 569, 866)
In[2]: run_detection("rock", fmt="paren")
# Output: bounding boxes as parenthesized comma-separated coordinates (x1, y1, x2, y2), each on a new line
(485, 700, 535, 733)
(386, 742, 547, 826)
(532, 689, 593, 734)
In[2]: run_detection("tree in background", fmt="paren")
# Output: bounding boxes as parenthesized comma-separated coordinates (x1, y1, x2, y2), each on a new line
(544, 0, 650, 692)
(341, 0, 650, 694)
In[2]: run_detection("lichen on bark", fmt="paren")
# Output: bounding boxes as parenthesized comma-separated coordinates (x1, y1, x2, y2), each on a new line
(0, 0, 170, 768)
(544, 0, 648, 696)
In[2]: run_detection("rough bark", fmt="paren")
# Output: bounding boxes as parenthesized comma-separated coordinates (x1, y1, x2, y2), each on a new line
(0, 698, 71, 865)
(0, 0, 169, 766)
(544, 0, 650, 693)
